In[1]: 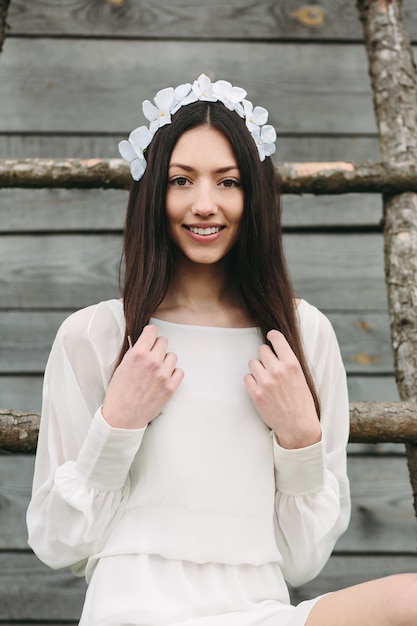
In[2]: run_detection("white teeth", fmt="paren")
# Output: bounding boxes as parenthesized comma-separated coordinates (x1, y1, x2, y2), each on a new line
(189, 226, 221, 235)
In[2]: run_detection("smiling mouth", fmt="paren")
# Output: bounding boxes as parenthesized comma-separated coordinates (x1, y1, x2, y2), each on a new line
(185, 226, 224, 235)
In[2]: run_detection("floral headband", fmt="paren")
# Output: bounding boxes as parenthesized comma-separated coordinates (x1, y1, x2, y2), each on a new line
(118, 73, 277, 181)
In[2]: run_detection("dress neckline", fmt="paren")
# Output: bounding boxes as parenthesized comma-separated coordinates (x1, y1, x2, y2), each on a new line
(110, 298, 306, 332)
(150, 317, 260, 334)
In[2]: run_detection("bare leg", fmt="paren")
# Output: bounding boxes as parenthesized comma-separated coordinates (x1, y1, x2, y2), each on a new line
(305, 574, 417, 626)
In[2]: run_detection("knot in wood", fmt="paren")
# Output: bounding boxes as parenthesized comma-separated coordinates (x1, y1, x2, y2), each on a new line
(289, 5, 326, 27)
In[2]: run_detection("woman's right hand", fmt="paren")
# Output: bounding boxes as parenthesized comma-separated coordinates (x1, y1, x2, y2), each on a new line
(102, 325, 184, 429)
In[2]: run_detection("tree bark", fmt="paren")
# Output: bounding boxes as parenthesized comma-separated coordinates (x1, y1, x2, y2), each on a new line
(2, 403, 417, 453)
(0, 409, 40, 453)
(2, 157, 417, 194)
(0, 0, 10, 55)
(349, 401, 417, 443)
(357, 0, 417, 515)
(0, 157, 132, 190)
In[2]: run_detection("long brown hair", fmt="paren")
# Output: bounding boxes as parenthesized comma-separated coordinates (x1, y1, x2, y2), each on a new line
(118, 101, 320, 416)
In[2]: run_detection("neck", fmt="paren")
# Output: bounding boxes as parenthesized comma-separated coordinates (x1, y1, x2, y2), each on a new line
(154, 254, 253, 327)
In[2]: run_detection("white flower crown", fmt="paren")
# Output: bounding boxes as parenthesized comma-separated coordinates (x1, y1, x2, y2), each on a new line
(118, 73, 277, 181)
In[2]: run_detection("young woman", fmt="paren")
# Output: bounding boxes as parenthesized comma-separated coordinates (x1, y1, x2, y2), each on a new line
(27, 74, 417, 626)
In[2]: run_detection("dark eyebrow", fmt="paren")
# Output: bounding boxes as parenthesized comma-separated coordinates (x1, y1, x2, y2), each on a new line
(168, 163, 239, 174)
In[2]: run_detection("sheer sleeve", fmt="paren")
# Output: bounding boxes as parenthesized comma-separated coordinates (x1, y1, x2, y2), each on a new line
(26, 301, 146, 576)
(273, 302, 351, 587)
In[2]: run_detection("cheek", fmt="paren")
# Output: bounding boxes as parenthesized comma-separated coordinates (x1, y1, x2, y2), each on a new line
(233, 200, 244, 226)
(165, 195, 180, 227)
(232, 205, 244, 241)
(165, 207, 182, 244)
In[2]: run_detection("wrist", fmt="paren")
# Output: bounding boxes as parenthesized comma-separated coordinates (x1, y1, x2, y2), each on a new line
(102, 404, 149, 430)
(274, 422, 322, 450)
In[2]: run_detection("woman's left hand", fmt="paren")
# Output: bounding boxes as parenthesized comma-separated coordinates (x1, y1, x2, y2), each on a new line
(244, 330, 322, 449)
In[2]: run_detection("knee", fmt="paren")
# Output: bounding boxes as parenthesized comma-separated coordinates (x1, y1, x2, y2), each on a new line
(397, 573, 417, 624)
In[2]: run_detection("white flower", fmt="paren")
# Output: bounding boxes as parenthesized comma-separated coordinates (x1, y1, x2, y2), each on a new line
(171, 82, 197, 114)
(118, 125, 153, 180)
(192, 73, 217, 101)
(212, 80, 247, 116)
(243, 100, 268, 132)
(251, 124, 277, 161)
(119, 74, 278, 181)
(142, 87, 175, 133)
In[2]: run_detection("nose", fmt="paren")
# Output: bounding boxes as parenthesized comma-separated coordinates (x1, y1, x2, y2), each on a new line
(191, 182, 218, 216)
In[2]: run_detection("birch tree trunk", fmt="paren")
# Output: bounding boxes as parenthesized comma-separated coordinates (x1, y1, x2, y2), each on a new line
(0, 0, 10, 54)
(357, 0, 417, 516)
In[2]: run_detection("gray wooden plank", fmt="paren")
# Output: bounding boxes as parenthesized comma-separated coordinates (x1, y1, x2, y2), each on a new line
(283, 194, 383, 229)
(0, 454, 32, 549)
(0, 39, 378, 134)
(337, 456, 416, 553)
(347, 376, 399, 403)
(0, 233, 386, 310)
(0, 311, 395, 375)
(329, 312, 394, 376)
(285, 233, 386, 310)
(0, 234, 122, 309)
(1, 453, 414, 552)
(0, 376, 42, 413)
(0, 188, 127, 233)
(0, 134, 382, 162)
(6, 0, 417, 41)
(0, 189, 383, 232)
(348, 441, 405, 456)
(7, 0, 363, 40)
(279, 136, 380, 163)
(0, 311, 64, 373)
(0, 552, 86, 622)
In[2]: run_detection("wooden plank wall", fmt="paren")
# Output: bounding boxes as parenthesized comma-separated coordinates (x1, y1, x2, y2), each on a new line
(1, 1, 417, 623)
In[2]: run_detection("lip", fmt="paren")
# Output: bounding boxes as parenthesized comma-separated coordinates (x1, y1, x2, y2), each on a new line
(183, 223, 225, 243)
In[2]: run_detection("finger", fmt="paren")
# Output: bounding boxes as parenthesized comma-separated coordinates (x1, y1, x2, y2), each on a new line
(150, 336, 169, 361)
(171, 367, 185, 389)
(266, 330, 297, 363)
(132, 328, 168, 363)
(247, 357, 266, 382)
(134, 324, 159, 351)
(160, 351, 179, 376)
(244, 372, 256, 393)
(257, 343, 279, 369)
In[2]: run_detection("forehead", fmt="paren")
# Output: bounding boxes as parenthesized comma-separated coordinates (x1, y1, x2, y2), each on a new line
(170, 126, 238, 165)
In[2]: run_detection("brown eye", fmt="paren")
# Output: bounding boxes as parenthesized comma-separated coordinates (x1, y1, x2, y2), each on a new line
(220, 178, 240, 188)
(170, 176, 190, 187)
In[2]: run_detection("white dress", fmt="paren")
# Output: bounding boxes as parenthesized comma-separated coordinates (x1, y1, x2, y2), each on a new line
(27, 298, 351, 626)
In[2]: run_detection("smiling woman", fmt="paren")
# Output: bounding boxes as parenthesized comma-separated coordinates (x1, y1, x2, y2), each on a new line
(26, 74, 417, 626)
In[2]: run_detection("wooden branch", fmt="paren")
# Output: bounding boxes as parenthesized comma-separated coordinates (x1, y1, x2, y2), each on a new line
(349, 401, 417, 443)
(0, 409, 40, 453)
(357, 0, 417, 515)
(0, 158, 132, 190)
(278, 160, 417, 194)
(2, 157, 417, 194)
(2, 403, 417, 453)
